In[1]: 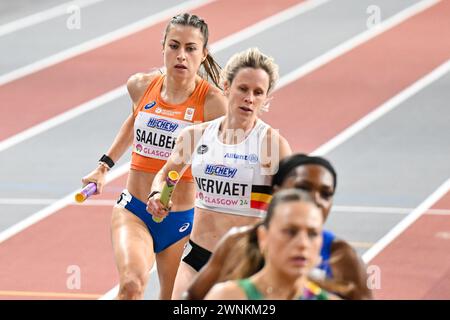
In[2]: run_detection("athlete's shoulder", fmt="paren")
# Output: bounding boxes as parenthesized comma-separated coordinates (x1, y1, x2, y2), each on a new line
(330, 239, 365, 271)
(265, 126, 287, 140)
(259, 126, 292, 174)
(127, 70, 161, 105)
(204, 280, 245, 300)
(205, 84, 224, 102)
(204, 85, 227, 121)
(264, 127, 292, 155)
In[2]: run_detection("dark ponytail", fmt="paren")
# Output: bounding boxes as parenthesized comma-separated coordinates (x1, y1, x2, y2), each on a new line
(218, 223, 264, 281)
(200, 53, 222, 89)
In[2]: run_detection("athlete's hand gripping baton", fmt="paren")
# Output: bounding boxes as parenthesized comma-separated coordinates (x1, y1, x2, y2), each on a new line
(153, 171, 180, 223)
(75, 182, 97, 203)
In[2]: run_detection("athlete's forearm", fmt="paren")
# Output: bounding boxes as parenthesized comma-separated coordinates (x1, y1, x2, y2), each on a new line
(184, 262, 221, 300)
(104, 113, 134, 163)
(150, 166, 167, 194)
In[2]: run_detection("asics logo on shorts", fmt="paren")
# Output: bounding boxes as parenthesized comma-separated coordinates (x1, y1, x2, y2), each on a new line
(179, 222, 190, 233)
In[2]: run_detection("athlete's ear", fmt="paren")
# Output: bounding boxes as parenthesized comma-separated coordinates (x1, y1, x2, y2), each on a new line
(257, 224, 268, 255)
(260, 96, 273, 114)
(202, 48, 208, 63)
(272, 184, 280, 193)
(258, 96, 273, 116)
(223, 80, 230, 97)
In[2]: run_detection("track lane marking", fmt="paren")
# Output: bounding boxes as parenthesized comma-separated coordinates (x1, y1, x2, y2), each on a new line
(0, 0, 104, 37)
(363, 178, 450, 263)
(0, 290, 102, 299)
(0, 0, 215, 86)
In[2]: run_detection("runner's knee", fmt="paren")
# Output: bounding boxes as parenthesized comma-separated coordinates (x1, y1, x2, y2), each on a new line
(118, 271, 147, 299)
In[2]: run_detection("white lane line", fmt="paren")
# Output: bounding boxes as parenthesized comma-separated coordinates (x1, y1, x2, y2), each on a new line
(0, 0, 214, 86)
(332, 206, 450, 216)
(313, 58, 450, 156)
(0, 86, 127, 153)
(425, 209, 450, 216)
(211, 0, 331, 53)
(0, 0, 104, 37)
(276, 0, 440, 90)
(0, 198, 61, 205)
(4, 198, 450, 215)
(0, 290, 102, 299)
(0, 0, 329, 153)
(0, 198, 117, 206)
(362, 178, 450, 263)
(332, 205, 411, 214)
(0, 163, 129, 243)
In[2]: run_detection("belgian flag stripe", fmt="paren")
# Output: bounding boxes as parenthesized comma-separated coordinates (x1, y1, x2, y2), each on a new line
(251, 185, 272, 195)
(250, 192, 272, 203)
(250, 200, 269, 211)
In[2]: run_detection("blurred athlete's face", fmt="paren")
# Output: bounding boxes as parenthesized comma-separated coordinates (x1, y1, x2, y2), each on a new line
(276, 165, 335, 221)
(163, 25, 207, 79)
(258, 201, 323, 280)
(224, 67, 270, 121)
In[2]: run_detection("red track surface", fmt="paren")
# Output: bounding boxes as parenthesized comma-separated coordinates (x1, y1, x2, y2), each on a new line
(265, 0, 450, 152)
(371, 190, 450, 299)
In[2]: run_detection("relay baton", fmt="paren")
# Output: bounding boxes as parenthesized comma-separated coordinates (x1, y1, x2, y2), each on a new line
(75, 182, 97, 203)
(153, 171, 180, 223)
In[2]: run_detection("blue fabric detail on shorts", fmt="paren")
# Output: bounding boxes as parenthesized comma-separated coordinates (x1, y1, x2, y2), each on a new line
(118, 191, 193, 253)
(319, 229, 335, 278)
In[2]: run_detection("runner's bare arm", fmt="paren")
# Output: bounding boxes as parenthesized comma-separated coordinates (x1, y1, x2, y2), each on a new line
(260, 127, 292, 175)
(81, 72, 158, 193)
(330, 240, 373, 300)
(104, 72, 157, 161)
(147, 124, 207, 215)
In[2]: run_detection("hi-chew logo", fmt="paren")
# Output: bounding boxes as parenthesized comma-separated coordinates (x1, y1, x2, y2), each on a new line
(205, 164, 237, 178)
(147, 118, 178, 132)
(144, 101, 156, 110)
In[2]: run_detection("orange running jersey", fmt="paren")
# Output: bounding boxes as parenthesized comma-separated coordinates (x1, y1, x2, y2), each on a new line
(131, 74, 210, 182)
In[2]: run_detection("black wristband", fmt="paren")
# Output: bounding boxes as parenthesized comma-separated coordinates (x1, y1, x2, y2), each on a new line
(148, 190, 160, 200)
(99, 154, 115, 169)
